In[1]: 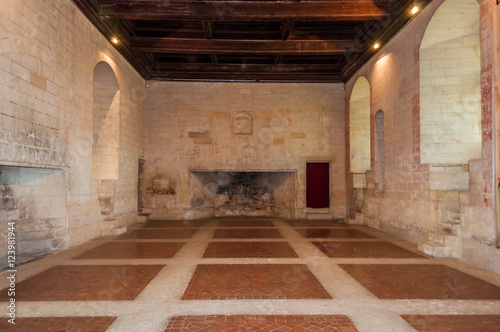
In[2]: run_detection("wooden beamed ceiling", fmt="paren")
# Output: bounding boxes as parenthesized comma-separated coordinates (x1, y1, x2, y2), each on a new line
(72, 0, 432, 82)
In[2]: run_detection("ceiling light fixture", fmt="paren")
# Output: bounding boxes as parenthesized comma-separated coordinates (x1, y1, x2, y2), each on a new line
(373, 43, 380, 50)
(411, 6, 420, 15)
(111, 37, 119, 44)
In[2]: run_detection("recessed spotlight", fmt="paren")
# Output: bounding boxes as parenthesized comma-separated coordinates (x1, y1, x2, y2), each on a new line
(373, 43, 380, 50)
(411, 6, 420, 15)
(111, 37, 119, 44)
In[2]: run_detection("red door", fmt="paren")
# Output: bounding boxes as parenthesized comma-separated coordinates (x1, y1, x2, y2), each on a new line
(306, 163, 330, 208)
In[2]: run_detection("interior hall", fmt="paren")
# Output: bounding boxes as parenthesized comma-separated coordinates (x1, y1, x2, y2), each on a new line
(1, 0, 500, 331)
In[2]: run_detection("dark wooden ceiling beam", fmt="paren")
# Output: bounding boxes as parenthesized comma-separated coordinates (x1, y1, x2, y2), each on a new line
(202, 20, 218, 64)
(342, 0, 434, 81)
(154, 63, 342, 73)
(276, 21, 294, 65)
(71, 0, 151, 77)
(281, 21, 294, 41)
(149, 73, 342, 83)
(132, 37, 353, 55)
(99, 1, 392, 22)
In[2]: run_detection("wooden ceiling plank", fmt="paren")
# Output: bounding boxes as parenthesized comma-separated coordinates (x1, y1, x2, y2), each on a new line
(154, 63, 342, 73)
(202, 21, 218, 64)
(281, 21, 294, 41)
(99, 1, 391, 22)
(132, 37, 352, 55)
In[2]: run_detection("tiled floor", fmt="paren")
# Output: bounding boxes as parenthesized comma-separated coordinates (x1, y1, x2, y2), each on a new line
(1, 218, 500, 332)
(295, 228, 375, 239)
(402, 315, 500, 332)
(203, 241, 299, 258)
(182, 264, 331, 300)
(0, 265, 164, 301)
(75, 242, 186, 259)
(0, 316, 117, 331)
(313, 241, 424, 259)
(165, 315, 360, 331)
(119, 229, 197, 239)
(212, 228, 283, 239)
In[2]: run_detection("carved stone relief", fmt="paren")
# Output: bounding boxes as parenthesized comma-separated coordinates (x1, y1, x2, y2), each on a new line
(232, 112, 253, 135)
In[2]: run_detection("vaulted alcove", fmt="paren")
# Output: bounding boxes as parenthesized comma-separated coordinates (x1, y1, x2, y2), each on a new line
(420, 0, 481, 164)
(92, 62, 120, 218)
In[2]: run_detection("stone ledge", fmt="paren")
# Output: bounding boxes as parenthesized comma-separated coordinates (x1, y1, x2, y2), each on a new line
(429, 164, 469, 191)
(352, 173, 367, 189)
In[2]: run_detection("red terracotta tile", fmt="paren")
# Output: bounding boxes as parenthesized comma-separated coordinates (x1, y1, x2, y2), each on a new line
(213, 228, 283, 239)
(402, 315, 500, 332)
(145, 220, 208, 228)
(165, 315, 359, 331)
(182, 264, 331, 300)
(217, 219, 275, 227)
(203, 242, 299, 258)
(286, 219, 347, 227)
(120, 229, 197, 239)
(75, 242, 186, 259)
(0, 265, 163, 301)
(0, 317, 117, 331)
(313, 241, 424, 258)
(340, 264, 500, 299)
(296, 228, 375, 239)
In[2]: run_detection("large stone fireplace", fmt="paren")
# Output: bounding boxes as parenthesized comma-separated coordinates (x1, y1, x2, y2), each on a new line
(190, 170, 296, 218)
(0, 165, 69, 270)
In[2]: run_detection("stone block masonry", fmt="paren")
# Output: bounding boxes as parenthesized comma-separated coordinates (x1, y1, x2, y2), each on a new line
(346, 0, 500, 274)
(0, 0, 146, 261)
(144, 82, 346, 220)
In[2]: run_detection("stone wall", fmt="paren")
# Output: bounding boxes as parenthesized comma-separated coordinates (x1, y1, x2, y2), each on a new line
(495, 0, 500, 249)
(144, 82, 346, 220)
(0, 0, 146, 267)
(346, 0, 500, 273)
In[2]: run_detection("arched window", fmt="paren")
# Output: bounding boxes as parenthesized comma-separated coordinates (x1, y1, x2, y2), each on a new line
(349, 76, 371, 173)
(375, 110, 385, 190)
(419, 0, 481, 164)
(92, 62, 120, 180)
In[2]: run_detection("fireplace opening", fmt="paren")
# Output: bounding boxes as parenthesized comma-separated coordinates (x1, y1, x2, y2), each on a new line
(0, 165, 69, 270)
(215, 173, 271, 216)
(190, 170, 296, 218)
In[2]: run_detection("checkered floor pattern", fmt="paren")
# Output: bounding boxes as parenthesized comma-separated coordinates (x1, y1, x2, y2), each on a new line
(1, 218, 499, 331)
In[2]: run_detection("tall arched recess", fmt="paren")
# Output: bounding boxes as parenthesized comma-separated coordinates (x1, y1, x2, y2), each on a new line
(349, 76, 371, 175)
(92, 62, 120, 180)
(419, 0, 481, 164)
(374, 110, 385, 190)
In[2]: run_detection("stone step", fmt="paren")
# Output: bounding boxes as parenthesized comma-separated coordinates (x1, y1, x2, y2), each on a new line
(137, 213, 150, 223)
(102, 218, 120, 228)
(428, 231, 459, 247)
(102, 226, 127, 237)
(440, 221, 460, 235)
(418, 241, 455, 258)
(347, 213, 364, 225)
(418, 231, 460, 258)
(137, 215, 149, 223)
(306, 208, 331, 220)
(355, 212, 363, 222)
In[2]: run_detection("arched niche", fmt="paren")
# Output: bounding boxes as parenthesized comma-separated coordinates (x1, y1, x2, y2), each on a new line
(349, 76, 371, 174)
(92, 61, 120, 180)
(375, 110, 385, 190)
(419, 0, 481, 164)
